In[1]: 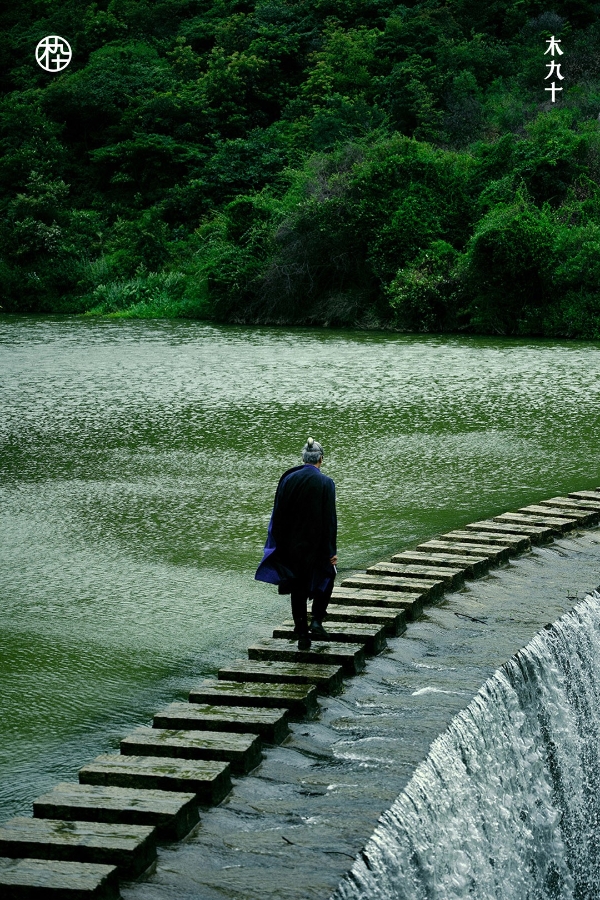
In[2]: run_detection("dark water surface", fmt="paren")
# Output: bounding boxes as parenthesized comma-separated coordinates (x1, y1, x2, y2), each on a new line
(1, 316, 599, 821)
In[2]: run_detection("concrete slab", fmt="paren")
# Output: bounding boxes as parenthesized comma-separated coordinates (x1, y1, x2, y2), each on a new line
(0, 857, 119, 900)
(442, 530, 530, 553)
(464, 520, 553, 544)
(154, 702, 289, 744)
(539, 497, 600, 514)
(391, 551, 490, 577)
(340, 574, 444, 601)
(0, 817, 155, 880)
(417, 540, 510, 565)
(366, 562, 464, 590)
(494, 512, 576, 534)
(273, 621, 387, 655)
(248, 639, 365, 676)
(518, 504, 597, 526)
(120, 728, 261, 776)
(189, 680, 319, 721)
(33, 783, 198, 841)
(323, 604, 406, 636)
(79, 755, 231, 806)
(330, 587, 425, 620)
(218, 661, 343, 695)
(568, 490, 600, 501)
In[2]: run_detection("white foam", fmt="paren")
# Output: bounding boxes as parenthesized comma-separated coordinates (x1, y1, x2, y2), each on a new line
(333, 592, 600, 900)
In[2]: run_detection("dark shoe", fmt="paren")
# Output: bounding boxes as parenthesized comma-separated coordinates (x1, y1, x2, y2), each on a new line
(297, 635, 311, 651)
(309, 619, 328, 637)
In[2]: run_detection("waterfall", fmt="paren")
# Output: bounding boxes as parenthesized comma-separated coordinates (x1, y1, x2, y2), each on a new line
(333, 592, 600, 900)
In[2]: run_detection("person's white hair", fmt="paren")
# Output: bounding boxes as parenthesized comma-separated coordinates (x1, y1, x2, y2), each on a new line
(302, 436, 324, 464)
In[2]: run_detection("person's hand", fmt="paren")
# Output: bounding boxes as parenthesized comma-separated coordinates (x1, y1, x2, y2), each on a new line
(330, 555, 338, 565)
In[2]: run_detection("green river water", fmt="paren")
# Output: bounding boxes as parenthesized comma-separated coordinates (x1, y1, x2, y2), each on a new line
(1, 316, 599, 822)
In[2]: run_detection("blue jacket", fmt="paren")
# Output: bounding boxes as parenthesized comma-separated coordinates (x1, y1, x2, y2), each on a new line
(255, 464, 337, 594)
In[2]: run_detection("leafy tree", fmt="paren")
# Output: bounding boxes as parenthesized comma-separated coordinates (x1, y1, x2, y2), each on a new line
(388, 240, 461, 332)
(460, 194, 555, 334)
(0, 0, 599, 336)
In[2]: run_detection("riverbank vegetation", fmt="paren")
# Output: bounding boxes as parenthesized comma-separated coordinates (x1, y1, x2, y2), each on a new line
(2, 0, 600, 335)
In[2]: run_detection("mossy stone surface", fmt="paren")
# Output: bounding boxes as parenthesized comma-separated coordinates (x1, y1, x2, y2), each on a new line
(0, 857, 120, 899)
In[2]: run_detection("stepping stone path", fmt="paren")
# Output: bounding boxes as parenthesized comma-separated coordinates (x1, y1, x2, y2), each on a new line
(154, 702, 290, 744)
(33, 783, 198, 841)
(79, 755, 231, 805)
(442, 530, 530, 552)
(545, 496, 600, 512)
(323, 604, 406, 636)
(0, 817, 156, 880)
(416, 540, 511, 565)
(330, 586, 426, 619)
(4, 486, 600, 896)
(568, 490, 600, 502)
(341, 573, 445, 599)
(247, 637, 366, 675)
(273, 620, 387, 655)
(464, 519, 554, 542)
(188, 680, 318, 721)
(120, 727, 262, 776)
(390, 550, 491, 577)
(519, 504, 598, 527)
(218, 659, 344, 694)
(366, 561, 465, 590)
(493, 511, 576, 534)
(0, 858, 120, 900)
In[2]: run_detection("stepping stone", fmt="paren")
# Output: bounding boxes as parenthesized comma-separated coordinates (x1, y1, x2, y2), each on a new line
(366, 562, 464, 590)
(189, 680, 319, 721)
(273, 620, 387, 655)
(568, 490, 600, 501)
(324, 604, 406, 636)
(0, 857, 119, 900)
(218, 660, 343, 695)
(120, 727, 261, 776)
(341, 574, 444, 601)
(390, 551, 489, 577)
(0, 817, 155, 880)
(33, 782, 198, 841)
(536, 499, 600, 522)
(79, 755, 231, 806)
(331, 587, 425, 620)
(517, 504, 596, 526)
(464, 520, 553, 544)
(417, 540, 510, 565)
(494, 512, 576, 534)
(443, 530, 530, 553)
(154, 702, 289, 744)
(543, 496, 600, 511)
(248, 638, 365, 676)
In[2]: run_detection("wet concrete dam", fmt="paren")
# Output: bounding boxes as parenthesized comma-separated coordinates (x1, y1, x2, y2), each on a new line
(2, 489, 600, 899)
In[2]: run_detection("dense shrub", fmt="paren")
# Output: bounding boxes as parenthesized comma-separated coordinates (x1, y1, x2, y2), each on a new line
(459, 197, 555, 334)
(388, 241, 462, 333)
(84, 269, 208, 318)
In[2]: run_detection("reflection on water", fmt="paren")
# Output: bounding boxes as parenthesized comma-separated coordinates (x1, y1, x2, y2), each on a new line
(1, 316, 599, 819)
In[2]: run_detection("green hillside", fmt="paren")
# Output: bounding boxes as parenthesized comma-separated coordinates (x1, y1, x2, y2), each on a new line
(2, 0, 600, 335)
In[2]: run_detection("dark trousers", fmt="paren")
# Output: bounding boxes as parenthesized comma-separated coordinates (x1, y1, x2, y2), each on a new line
(290, 578, 334, 636)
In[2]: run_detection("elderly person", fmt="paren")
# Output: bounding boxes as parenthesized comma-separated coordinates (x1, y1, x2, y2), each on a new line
(255, 438, 338, 649)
